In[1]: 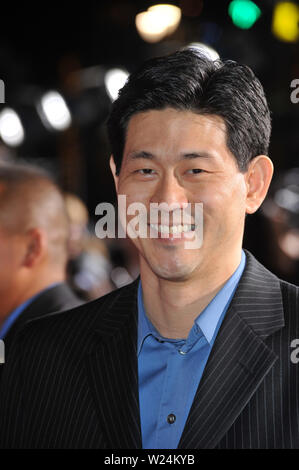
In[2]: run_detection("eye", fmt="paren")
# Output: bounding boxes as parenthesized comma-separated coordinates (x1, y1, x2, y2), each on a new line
(135, 168, 156, 175)
(186, 169, 204, 174)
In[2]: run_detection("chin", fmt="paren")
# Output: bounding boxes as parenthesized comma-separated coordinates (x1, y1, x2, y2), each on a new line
(150, 261, 196, 282)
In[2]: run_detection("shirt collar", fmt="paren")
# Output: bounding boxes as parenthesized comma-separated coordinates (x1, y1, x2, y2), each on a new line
(137, 283, 153, 355)
(137, 250, 246, 355)
(194, 250, 246, 344)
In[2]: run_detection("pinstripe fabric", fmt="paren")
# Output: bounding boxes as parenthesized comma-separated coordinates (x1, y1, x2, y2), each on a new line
(3, 283, 82, 357)
(0, 250, 298, 448)
(0, 283, 82, 385)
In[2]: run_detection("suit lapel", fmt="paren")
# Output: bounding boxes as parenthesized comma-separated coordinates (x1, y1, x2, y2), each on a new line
(85, 278, 142, 449)
(178, 250, 285, 449)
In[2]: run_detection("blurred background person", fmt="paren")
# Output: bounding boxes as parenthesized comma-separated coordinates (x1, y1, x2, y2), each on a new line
(65, 192, 140, 299)
(245, 167, 299, 285)
(0, 163, 82, 357)
(65, 192, 115, 300)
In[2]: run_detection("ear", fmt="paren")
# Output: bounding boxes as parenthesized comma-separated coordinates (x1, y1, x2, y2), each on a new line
(23, 228, 47, 268)
(109, 155, 119, 193)
(245, 155, 274, 214)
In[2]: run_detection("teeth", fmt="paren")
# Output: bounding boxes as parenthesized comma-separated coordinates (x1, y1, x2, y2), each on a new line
(150, 224, 194, 234)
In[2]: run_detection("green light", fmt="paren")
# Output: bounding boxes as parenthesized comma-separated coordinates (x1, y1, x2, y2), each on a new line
(228, 0, 261, 29)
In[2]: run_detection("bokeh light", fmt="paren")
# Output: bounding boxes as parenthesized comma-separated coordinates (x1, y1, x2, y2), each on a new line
(272, 2, 299, 43)
(104, 68, 129, 101)
(0, 108, 25, 147)
(135, 4, 181, 43)
(38, 91, 72, 131)
(228, 0, 261, 30)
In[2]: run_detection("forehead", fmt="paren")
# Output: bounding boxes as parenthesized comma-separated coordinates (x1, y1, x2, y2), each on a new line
(123, 108, 231, 163)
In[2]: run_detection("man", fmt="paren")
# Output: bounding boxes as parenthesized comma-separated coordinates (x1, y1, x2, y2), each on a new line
(0, 163, 82, 359)
(0, 49, 298, 449)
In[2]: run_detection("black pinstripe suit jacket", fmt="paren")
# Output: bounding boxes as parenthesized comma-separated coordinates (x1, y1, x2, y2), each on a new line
(0, 250, 298, 449)
(3, 283, 82, 359)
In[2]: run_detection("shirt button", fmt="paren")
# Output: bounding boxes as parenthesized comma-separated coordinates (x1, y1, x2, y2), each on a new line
(167, 413, 176, 424)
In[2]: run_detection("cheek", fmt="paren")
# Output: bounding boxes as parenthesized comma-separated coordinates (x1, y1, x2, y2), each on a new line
(0, 249, 17, 283)
(197, 178, 247, 218)
(0, 244, 12, 262)
(117, 184, 150, 239)
(118, 181, 152, 211)
(195, 188, 229, 215)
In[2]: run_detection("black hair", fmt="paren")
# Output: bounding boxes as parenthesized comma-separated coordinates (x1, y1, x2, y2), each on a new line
(107, 48, 271, 175)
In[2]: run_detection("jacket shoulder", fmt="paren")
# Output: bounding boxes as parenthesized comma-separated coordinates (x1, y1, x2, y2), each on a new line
(28, 278, 137, 322)
(279, 278, 299, 308)
(17, 278, 139, 348)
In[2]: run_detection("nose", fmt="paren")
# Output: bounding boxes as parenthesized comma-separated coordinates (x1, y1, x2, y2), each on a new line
(150, 173, 189, 211)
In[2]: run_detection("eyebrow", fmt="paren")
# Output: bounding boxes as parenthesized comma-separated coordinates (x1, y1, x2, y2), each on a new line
(127, 151, 216, 161)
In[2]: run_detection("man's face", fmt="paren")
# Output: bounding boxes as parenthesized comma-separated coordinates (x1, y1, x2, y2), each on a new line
(0, 184, 26, 296)
(113, 108, 249, 282)
(0, 226, 27, 294)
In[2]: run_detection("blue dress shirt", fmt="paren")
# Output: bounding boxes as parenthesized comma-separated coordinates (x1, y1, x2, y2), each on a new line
(0, 283, 61, 339)
(137, 250, 246, 449)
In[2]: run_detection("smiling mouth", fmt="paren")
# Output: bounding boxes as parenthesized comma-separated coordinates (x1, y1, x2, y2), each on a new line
(149, 223, 196, 235)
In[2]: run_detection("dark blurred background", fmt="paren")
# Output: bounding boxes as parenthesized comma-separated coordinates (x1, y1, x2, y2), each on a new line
(0, 0, 298, 295)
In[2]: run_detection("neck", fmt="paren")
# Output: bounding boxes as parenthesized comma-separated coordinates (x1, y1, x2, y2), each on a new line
(140, 248, 242, 339)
